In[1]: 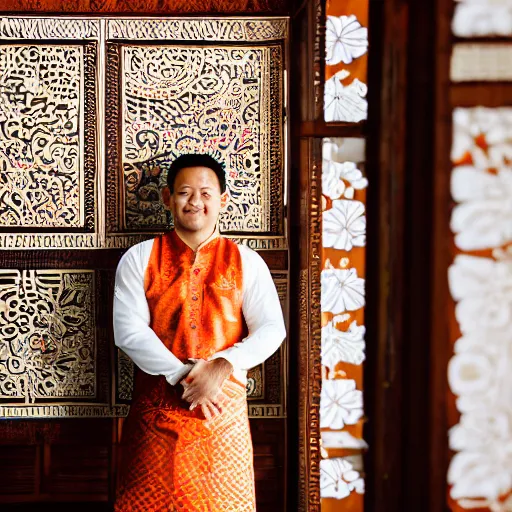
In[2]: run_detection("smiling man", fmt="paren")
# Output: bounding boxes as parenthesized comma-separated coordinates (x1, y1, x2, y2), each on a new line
(113, 154, 286, 512)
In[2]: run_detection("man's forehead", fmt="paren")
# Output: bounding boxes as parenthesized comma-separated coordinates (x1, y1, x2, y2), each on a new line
(174, 166, 221, 188)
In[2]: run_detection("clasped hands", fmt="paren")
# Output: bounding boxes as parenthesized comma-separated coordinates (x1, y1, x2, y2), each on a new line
(180, 358, 234, 421)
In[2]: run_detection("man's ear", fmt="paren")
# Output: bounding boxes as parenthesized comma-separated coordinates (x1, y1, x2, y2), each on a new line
(162, 186, 171, 209)
(220, 191, 229, 209)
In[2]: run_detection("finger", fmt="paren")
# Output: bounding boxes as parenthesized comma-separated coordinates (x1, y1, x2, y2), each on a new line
(205, 401, 221, 417)
(201, 403, 212, 421)
(183, 388, 201, 403)
(190, 400, 199, 411)
(182, 384, 200, 401)
(209, 400, 223, 415)
(210, 390, 226, 408)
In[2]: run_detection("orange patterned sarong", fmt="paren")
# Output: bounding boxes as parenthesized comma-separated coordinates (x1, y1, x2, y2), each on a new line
(115, 375, 255, 512)
(115, 232, 256, 512)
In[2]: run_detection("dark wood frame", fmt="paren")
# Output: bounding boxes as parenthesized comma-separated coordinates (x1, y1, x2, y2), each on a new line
(290, 0, 451, 511)
(430, 1, 512, 511)
(289, 0, 414, 509)
(430, 0, 454, 510)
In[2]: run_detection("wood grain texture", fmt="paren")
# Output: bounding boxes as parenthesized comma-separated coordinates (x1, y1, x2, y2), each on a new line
(0, 4, 290, 512)
(430, 0, 453, 510)
(0, 419, 286, 509)
(2, 0, 289, 13)
(289, 4, 324, 511)
(363, 0, 409, 509)
(252, 419, 286, 512)
(402, 0, 438, 509)
(0, 420, 112, 503)
(450, 83, 512, 107)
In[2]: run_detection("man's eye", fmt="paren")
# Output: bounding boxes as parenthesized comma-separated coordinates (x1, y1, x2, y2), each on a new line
(178, 192, 188, 195)
(202, 193, 210, 198)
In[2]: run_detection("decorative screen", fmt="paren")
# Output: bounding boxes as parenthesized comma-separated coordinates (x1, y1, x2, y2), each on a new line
(324, 0, 369, 123)
(320, 137, 367, 510)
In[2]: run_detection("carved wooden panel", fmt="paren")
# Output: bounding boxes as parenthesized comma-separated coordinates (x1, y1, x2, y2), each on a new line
(0, 270, 95, 401)
(4, 0, 289, 14)
(118, 45, 281, 234)
(104, 17, 287, 247)
(248, 272, 288, 418)
(0, 28, 288, 512)
(0, 261, 287, 419)
(0, 16, 288, 250)
(106, 18, 288, 41)
(298, 138, 323, 512)
(0, 45, 83, 228)
(0, 40, 98, 248)
(0, 268, 121, 418)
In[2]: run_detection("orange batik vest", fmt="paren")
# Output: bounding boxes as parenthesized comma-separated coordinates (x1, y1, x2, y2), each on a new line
(115, 231, 256, 512)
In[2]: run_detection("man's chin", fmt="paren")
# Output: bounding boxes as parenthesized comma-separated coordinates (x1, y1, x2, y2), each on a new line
(176, 221, 207, 233)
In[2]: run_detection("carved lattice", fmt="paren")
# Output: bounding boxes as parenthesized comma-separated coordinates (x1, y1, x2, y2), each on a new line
(0, 45, 84, 228)
(119, 44, 282, 234)
(0, 270, 96, 402)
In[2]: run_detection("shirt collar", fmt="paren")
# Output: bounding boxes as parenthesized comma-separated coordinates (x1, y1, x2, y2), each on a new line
(173, 226, 220, 253)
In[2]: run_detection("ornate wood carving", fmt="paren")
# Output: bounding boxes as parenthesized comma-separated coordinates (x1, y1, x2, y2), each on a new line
(313, 0, 325, 121)
(4, 0, 289, 14)
(0, 17, 288, 250)
(0, 18, 99, 39)
(0, 270, 96, 401)
(107, 18, 288, 41)
(297, 138, 322, 512)
(0, 41, 97, 241)
(0, 269, 124, 418)
(116, 44, 283, 234)
(308, 141, 323, 512)
(0, 12, 290, 512)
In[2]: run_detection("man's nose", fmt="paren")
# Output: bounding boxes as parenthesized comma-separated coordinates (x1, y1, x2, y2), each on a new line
(188, 191, 203, 208)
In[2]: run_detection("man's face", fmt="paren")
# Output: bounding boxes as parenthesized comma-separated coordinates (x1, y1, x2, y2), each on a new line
(169, 166, 223, 236)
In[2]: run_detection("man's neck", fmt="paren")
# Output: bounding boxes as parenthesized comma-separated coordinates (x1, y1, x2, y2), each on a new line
(174, 226, 218, 252)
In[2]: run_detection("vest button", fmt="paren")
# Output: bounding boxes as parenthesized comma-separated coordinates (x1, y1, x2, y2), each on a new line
(191, 324, 197, 329)
(193, 268, 200, 275)
(192, 296, 198, 301)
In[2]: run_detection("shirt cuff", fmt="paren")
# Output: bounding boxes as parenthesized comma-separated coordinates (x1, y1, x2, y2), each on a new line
(165, 363, 193, 386)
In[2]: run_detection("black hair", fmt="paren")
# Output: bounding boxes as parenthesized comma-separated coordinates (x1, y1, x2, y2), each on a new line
(166, 153, 227, 194)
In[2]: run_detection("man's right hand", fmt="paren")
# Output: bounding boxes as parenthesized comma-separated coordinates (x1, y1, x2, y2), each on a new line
(181, 358, 233, 406)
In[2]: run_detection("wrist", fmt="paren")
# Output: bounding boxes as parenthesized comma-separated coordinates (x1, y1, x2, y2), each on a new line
(212, 357, 233, 378)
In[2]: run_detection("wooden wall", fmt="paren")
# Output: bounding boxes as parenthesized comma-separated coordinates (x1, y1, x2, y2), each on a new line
(0, 0, 483, 510)
(0, 2, 292, 512)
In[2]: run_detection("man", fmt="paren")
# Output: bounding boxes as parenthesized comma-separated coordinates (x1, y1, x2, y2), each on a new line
(113, 153, 286, 512)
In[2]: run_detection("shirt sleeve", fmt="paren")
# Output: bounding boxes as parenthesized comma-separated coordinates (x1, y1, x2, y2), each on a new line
(210, 245, 286, 371)
(113, 240, 192, 386)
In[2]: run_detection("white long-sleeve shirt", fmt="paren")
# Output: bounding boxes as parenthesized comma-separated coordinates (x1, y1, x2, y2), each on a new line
(113, 238, 286, 387)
